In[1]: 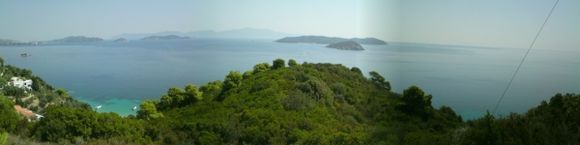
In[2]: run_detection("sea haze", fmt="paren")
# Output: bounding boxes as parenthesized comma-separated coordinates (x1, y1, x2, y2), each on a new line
(0, 39, 578, 119)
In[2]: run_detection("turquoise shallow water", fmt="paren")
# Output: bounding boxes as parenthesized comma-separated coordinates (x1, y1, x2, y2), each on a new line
(0, 39, 578, 119)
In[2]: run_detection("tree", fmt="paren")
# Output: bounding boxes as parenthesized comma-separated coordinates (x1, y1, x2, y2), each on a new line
(369, 71, 391, 91)
(159, 95, 173, 109)
(439, 106, 462, 122)
(272, 59, 285, 69)
(0, 57, 4, 75)
(297, 78, 333, 104)
(200, 80, 223, 101)
(253, 63, 270, 74)
(0, 95, 19, 132)
(55, 89, 69, 97)
(184, 84, 203, 104)
(168, 87, 185, 104)
(223, 71, 243, 92)
(243, 71, 253, 79)
(400, 86, 433, 120)
(33, 106, 98, 142)
(350, 67, 362, 75)
(137, 100, 163, 120)
(0, 57, 4, 73)
(288, 59, 298, 67)
(2, 86, 25, 97)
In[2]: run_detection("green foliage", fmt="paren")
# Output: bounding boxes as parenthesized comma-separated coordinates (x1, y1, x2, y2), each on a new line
(32, 105, 151, 144)
(0, 95, 20, 132)
(288, 59, 298, 67)
(242, 70, 253, 79)
(158, 87, 185, 109)
(282, 91, 314, 110)
(296, 77, 334, 105)
(222, 71, 243, 95)
(1, 86, 25, 97)
(200, 80, 222, 101)
(157, 84, 204, 110)
(0, 60, 87, 114)
(252, 63, 270, 74)
(3, 57, 578, 145)
(399, 86, 433, 120)
(33, 106, 97, 142)
(137, 101, 163, 120)
(369, 71, 391, 91)
(184, 84, 203, 103)
(55, 89, 68, 96)
(272, 58, 285, 69)
(0, 131, 7, 145)
(462, 93, 580, 145)
(350, 67, 362, 75)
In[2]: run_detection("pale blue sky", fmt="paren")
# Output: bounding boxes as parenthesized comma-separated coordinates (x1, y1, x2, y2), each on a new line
(396, 0, 580, 49)
(0, 0, 578, 49)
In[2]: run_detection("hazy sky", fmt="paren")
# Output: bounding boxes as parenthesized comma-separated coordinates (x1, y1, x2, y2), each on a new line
(0, 0, 578, 49)
(396, 0, 580, 49)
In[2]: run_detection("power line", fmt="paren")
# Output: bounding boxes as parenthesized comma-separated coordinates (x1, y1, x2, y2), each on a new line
(492, 0, 560, 115)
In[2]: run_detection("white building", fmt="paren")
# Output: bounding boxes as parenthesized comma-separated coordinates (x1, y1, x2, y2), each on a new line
(9, 77, 33, 90)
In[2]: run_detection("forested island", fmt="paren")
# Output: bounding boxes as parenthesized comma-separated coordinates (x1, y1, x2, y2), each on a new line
(276, 36, 387, 45)
(0, 57, 578, 145)
(48, 36, 104, 43)
(326, 40, 364, 50)
(275, 36, 386, 50)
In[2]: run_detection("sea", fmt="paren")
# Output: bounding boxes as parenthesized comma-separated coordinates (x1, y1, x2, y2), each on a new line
(0, 39, 578, 119)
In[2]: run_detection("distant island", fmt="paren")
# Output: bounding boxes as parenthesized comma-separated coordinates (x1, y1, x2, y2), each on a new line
(275, 35, 387, 45)
(113, 38, 127, 43)
(0, 36, 105, 46)
(0, 39, 40, 46)
(275, 35, 387, 50)
(114, 28, 295, 40)
(140, 35, 190, 40)
(49, 36, 104, 43)
(326, 40, 364, 50)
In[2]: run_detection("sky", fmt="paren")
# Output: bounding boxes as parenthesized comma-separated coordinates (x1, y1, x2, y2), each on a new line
(0, 0, 578, 49)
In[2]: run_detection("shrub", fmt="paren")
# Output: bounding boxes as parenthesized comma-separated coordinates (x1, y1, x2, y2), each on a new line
(272, 59, 285, 69)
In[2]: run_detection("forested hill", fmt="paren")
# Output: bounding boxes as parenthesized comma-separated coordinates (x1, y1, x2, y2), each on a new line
(0, 57, 88, 112)
(0, 58, 578, 145)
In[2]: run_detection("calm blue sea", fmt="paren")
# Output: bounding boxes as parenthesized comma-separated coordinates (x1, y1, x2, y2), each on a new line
(0, 39, 578, 119)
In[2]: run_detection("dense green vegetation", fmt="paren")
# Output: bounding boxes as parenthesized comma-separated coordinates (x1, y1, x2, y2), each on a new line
(0, 57, 88, 112)
(462, 93, 580, 145)
(0, 95, 20, 133)
(0, 57, 578, 144)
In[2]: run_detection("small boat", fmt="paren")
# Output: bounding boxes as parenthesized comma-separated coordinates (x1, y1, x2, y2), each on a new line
(96, 105, 102, 110)
(20, 53, 29, 57)
(21, 48, 30, 57)
(132, 106, 138, 111)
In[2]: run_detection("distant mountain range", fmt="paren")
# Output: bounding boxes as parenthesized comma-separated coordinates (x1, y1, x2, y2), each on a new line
(0, 29, 389, 50)
(47, 36, 104, 43)
(113, 28, 296, 40)
(0, 39, 35, 46)
(0, 36, 106, 46)
(140, 35, 190, 40)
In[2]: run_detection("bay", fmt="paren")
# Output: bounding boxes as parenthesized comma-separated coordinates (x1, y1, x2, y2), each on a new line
(0, 39, 578, 119)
